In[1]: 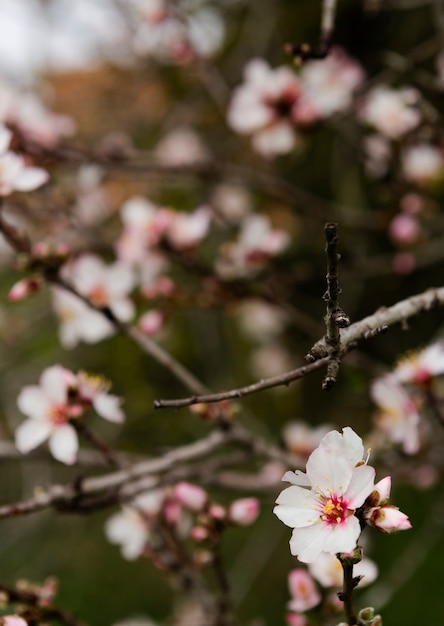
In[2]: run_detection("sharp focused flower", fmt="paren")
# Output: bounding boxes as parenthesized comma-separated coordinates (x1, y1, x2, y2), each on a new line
(273, 427, 375, 563)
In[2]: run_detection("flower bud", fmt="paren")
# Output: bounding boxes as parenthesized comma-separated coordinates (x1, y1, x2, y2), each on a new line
(8, 277, 43, 301)
(366, 505, 411, 533)
(228, 498, 260, 526)
(174, 482, 208, 512)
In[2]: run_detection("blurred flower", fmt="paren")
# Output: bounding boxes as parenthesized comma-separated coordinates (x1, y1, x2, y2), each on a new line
(402, 143, 444, 186)
(15, 365, 80, 464)
(393, 343, 444, 387)
(8, 277, 43, 301)
(287, 568, 321, 612)
(299, 47, 364, 117)
(3, 617, 29, 626)
(274, 428, 375, 563)
(0, 126, 49, 196)
(155, 127, 208, 165)
(77, 371, 125, 423)
(52, 254, 135, 347)
(174, 482, 208, 512)
(228, 497, 260, 526)
(166, 206, 212, 250)
(211, 183, 251, 223)
(388, 213, 420, 246)
(370, 374, 421, 454)
(359, 86, 421, 139)
(138, 309, 164, 336)
(236, 299, 287, 341)
(308, 552, 378, 588)
(227, 59, 314, 157)
(282, 421, 334, 459)
(105, 491, 165, 560)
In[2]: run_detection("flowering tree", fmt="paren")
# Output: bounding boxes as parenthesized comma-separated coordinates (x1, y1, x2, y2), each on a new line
(1, 0, 444, 624)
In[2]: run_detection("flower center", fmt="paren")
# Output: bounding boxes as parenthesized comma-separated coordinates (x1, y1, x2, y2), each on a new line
(319, 494, 351, 526)
(48, 404, 69, 426)
(89, 285, 109, 307)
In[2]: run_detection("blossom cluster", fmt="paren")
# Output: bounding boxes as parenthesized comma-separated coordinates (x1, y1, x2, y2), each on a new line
(15, 364, 124, 464)
(371, 342, 444, 454)
(105, 481, 259, 564)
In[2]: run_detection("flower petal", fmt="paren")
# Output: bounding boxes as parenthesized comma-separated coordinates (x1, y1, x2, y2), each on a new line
(48, 424, 78, 465)
(345, 464, 375, 508)
(93, 393, 125, 423)
(323, 515, 361, 555)
(17, 386, 51, 420)
(289, 523, 332, 563)
(15, 419, 52, 453)
(274, 486, 319, 528)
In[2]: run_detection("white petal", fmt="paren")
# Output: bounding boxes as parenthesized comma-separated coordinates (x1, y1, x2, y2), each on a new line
(40, 365, 68, 404)
(0, 126, 12, 153)
(48, 424, 78, 465)
(319, 427, 364, 466)
(13, 167, 49, 192)
(15, 419, 52, 453)
(274, 486, 319, 528)
(289, 523, 331, 563)
(306, 446, 353, 495)
(345, 465, 375, 508)
(281, 470, 311, 487)
(17, 386, 51, 420)
(323, 516, 361, 555)
(93, 393, 125, 423)
(105, 509, 147, 560)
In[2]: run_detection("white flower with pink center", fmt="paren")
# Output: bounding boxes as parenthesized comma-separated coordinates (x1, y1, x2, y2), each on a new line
(227, 59, 309, 157)
(370, 374, 421, 454)
(393, 343, 444, 387)
(299, 47, 364, 118)
(15, 365, 79, 465)
(0, 126, 49, 196)
(52, 254, 135, 348)
(274, 427, 375, 563)
(402, 143, 444, 186)
(359, 86, 421, 140)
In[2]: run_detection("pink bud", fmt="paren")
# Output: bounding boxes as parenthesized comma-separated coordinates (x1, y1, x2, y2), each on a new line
(8, 277, 43, 301)
(389, 214, 420, 246)
(163, 498, 183, 525)
(174, 482, 208, 511)
(3, 617, 29, 626)
(209, 504, 226, 521)
(228, 497, 260, 526)
(190, 526, 209, 541)
(400, 193, 423, 215)
(138, 309, 164, 336)
(368, 505, 412, 533)
(374, 476, 391, 504)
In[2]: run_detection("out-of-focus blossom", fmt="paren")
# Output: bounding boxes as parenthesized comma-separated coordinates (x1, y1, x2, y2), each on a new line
(393, 343, 444, 387)
(400, 192, 424, 215)
(402, 143, 444, 186)
(15, 365, 79, 465)
(174, 482, 208, 512)
(227, 59, 315, 157)
(299, 47, 364, 117)
(228, 497, 260, 526)
(308, 552, 378, 588)
(359, 86, 421, 139)
(212, 183, 251, 223)
(3, 617, 28, 626)
(52, 254, 135, 348)
(274, 428, 375, 563)
(287, 569, 321, 612)
(105, 491, 165, 560)
(370, 374, 421, 454)
(15, 365, 125, 464)
(0, 126, 49, 196)
(392, 251, 416, 275)
(236, 299, 287, 341)
(138, 309, 164, 336)
(285, 614, 307, 626)
(363, 133, 391, 177)
(388, 213, 420, 246)
(217, 214, 290, 278)
(8, 277, 43, 301)
(282, 421, 334, 459)
(155, 127, 208, 165)
(166, 206, 212, 250)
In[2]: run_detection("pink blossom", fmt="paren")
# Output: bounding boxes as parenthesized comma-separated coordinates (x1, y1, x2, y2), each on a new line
(370, 374, 421, 454)
(155, 127, 208, 165)
(282, 421, 334, 459)
(274, 428, 375, 563)
(388, 214, 420, 246)
(393, 343, 444, 386)
(174, 482, 208, 511)
(227, 59, 307, 157)
(359, 86, 421, 139)
(228, 498, 260, 526)
(392, 251, 416, 275)
(287, 569, 321, 612)
(299, 47, 364, 118)
(138, 309, 164, 336)
(3, 617, 28, 626)
(15, 365, 79, 465)
(166, 206, 212, 249)
(285, 613, 307, 626)
(8, 277, 43, 301)
(52, 254, 135, 348)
